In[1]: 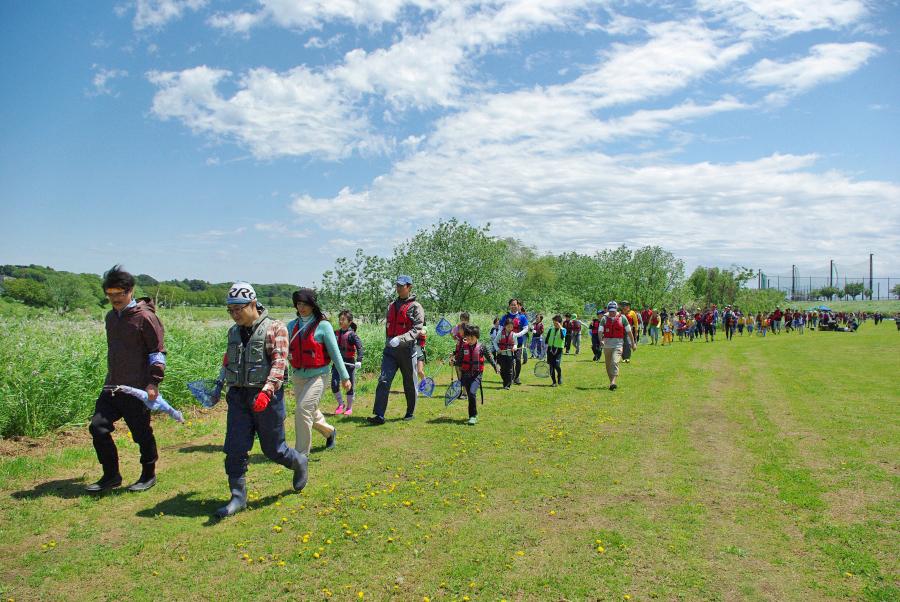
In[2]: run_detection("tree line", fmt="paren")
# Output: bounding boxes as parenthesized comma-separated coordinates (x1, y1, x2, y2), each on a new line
(317, 219, 788, 319)
(3, 219, 814, 317)
(0, 265, 297, 311)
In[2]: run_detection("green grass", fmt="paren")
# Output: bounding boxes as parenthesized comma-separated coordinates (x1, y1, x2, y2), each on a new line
(1, 320, 899, 600)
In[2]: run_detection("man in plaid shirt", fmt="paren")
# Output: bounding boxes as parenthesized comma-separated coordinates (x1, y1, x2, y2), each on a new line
(210, 281, 308, 518)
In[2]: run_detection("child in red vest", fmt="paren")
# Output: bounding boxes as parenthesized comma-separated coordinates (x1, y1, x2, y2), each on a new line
(332, 310, 364, 416)
(450, 324, 499, 425)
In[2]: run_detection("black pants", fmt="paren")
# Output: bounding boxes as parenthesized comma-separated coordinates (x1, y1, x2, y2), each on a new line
(498, 354, 515, 387)
(89, 389, 158, 471)
(460, 373, 482, 417)
(513, 348, 524, 379)
(564, 332, 573, 353)
(547, 347, 562, 384)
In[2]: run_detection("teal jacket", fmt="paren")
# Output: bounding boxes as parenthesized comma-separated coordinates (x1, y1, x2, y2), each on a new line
(286, 315, 351, 381)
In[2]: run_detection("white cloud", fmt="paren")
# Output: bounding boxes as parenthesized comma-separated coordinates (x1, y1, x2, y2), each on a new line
(147, 65, 387, 160)
(292, 146, 900, 270)
(208, 0, 416, 33)
(132, 0, 209, 31)
(740, 42, 882, 104)
(89, 66, 128, 96)
(698, 0, 869, 38)
(180, 227, 247, 241)
(254, 222, 311, 238)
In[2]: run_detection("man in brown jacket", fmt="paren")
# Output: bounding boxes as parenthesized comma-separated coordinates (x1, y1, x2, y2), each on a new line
(87, 265, 166, 493)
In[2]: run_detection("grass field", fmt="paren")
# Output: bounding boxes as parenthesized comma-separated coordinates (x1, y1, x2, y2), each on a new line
(1, 320, 898, 601)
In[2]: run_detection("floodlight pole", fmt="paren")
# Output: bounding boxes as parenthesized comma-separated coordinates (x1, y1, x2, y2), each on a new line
(869, 254, 873, 300)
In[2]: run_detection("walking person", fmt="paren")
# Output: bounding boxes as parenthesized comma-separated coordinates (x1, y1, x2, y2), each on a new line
(620, 301, 640, 363)
(450, 324, 499, 425)
(87, 265, 166, 493)
(598, 301, 636, 391)
(213, 282, 309, 517)
(287, 288, 351, 461)
(543, 314, 566, 386)
(368, 275, 425, 424)
(492, 317, 520, 389)
(499, 299, 528, 385)
(332, 310, 364, 416)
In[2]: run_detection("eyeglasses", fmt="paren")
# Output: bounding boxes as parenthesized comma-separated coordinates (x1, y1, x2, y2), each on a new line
(105, 291, 129, 299)
(227, 304, 250, 316)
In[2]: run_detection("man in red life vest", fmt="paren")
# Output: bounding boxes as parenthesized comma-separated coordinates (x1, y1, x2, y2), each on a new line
(598, 301, 636, 390)
(368, 275, 425, 425)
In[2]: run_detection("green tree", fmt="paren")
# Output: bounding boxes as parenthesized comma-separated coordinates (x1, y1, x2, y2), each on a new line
(891, 283, 900, 299)
(819, 286, 841, 301)
(688, 265, 753, 307)
(1, 278, 54, 307)
(843, 281, 864, 300)
(47, 272, 98, 311)
(392, 219, 509, 314)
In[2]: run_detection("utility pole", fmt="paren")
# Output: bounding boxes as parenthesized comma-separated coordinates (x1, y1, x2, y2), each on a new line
(830, 260, 833, 288)
(869, 254, 874, 300)
(791, 264, 795, 301)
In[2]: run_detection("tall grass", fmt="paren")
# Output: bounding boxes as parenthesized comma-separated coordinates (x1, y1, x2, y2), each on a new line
(0, 308, 499, 437)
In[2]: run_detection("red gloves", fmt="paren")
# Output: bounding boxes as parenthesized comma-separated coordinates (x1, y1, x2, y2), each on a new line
(253, 391, 271, 412)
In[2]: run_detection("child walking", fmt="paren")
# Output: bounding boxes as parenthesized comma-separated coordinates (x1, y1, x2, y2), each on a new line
(662, 318, 673, 345)
(450, 324, 499, 425)
(492, 318, 520, 389)
(543, 314, 566, 386)
(333, 310, 364, 416)
(530, 314, 545, 359)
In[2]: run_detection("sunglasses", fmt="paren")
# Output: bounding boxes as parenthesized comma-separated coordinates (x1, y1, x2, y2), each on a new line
(226, 304, 250, 316)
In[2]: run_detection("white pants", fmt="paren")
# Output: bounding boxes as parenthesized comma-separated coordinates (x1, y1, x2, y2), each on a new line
(291, 373, 334, 456)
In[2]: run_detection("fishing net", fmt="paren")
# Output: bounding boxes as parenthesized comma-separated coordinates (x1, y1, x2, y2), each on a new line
(187, 379, 223, 408)
(436, 317, 453, 336)
(533, 361, 550, 378)
(418, 377, 435, 398)
(444, 380, 462, 406)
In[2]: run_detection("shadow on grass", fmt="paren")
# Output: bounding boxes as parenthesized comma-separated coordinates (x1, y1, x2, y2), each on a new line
(176, 444, 222, 454)
(12, 477, 96, 500)
(136, 491, 215, 521)
(426, 416, 469, 425)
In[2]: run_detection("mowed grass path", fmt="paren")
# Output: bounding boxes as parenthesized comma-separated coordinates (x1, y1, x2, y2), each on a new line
(1, 324, 898, 601)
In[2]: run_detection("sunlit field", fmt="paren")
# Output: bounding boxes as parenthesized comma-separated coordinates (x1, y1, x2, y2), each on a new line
(1, 313, 898, 601)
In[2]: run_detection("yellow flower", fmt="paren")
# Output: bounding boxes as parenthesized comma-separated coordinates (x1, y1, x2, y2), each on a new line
(358, 593, 364, 598)
(517, 551, 524, 556)
(313, 553, 320, 559)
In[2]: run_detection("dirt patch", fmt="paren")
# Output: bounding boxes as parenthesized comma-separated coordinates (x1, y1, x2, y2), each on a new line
(0, 428, 93, 458)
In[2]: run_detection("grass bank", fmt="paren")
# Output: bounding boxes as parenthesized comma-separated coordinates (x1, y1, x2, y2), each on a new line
(1, 319, 898, 600)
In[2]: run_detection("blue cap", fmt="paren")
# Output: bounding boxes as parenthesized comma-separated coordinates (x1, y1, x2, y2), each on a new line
(396, 275, 412, 285)
(606, 301, 618, 312)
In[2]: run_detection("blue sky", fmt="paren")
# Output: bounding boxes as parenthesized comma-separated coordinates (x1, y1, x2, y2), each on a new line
(2, 0, 898, 286)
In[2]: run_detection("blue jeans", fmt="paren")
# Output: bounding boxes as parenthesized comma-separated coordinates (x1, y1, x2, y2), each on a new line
(372, 345, 418, 418)
(223, 387, 299, 479)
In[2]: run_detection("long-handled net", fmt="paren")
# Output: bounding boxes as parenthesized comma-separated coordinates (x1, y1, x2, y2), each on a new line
(533, 361, 550, 378)
(187, 379, 224, 408)
(584, 303, 596, 314)
(418, 353, 452, 398)
(444, 380, 463, 406)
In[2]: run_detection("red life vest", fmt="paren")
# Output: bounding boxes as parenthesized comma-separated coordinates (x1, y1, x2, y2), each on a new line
(603, 314, 626, 338)
(498, 331, 516, 351)
(458, 342, 484, 373)
(335, 329, 356, 361)
(418, 329, 427, 347)
(572, 321, 582, 333)
(590, 319, 600, 335)
(533, 322, 545, 336)
(289, 320, 331, 370)
(704, 312, 714, 324)
(386, 299, 414, 337)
